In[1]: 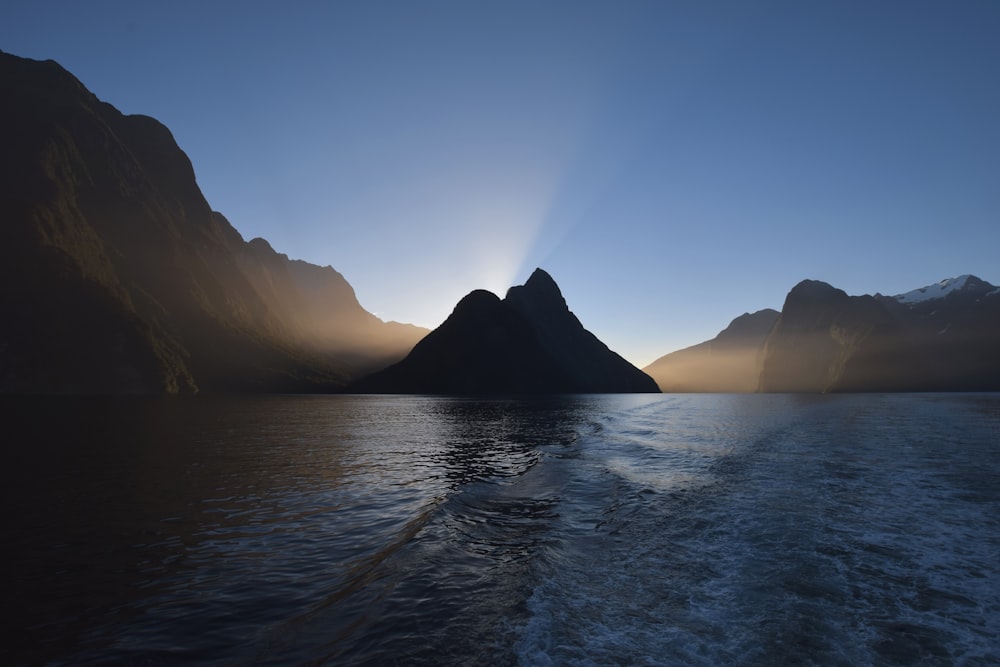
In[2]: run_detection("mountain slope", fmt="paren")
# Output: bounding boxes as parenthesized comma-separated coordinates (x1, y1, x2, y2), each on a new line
(757, 276, 1000, 392)
(0, 50, 425, 393)
(757, 280, 908, 392)
(646, 275, 999, 394)
(352, 269, 659, 394)
(643, 309, 778, 392)
(877, 275, 1000, 391)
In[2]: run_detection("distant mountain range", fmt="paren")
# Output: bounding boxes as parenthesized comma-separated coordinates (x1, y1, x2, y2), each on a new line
(0, 50, 425, 393)
(3, 50, 997, 395)
(644, 275, 1000, 392)
(353, 268, 658, 394)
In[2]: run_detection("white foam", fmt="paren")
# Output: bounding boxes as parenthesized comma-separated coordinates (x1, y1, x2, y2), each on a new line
(514, 394, 1000, 666)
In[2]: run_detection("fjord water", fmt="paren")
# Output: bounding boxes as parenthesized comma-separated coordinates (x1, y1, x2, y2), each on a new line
(4, 394, 998, 665)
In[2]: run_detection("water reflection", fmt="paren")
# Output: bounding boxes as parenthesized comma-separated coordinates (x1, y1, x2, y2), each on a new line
(256, 396, 595, 666)
(1, 395, 592, 665)
(425, 398, 586, 485)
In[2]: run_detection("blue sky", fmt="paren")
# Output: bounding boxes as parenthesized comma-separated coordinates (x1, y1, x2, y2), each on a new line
(4, 1, 999, 366)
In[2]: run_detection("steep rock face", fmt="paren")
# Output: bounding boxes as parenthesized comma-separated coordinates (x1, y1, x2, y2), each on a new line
(757, 276, 1000, 392)
(0, 50, 425, 393)
(353, 269, 659, 394)
(757, 280, 908, 392)
(643, 309, 778, 392)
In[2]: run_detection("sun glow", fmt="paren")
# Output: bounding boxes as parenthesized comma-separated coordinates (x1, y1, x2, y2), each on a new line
(395, 120, 657, 333)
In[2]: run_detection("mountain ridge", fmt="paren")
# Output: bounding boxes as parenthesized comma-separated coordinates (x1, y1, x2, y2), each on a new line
(4, 50, 997, 395)
(353, 269, 659, 394)
(645, 274, 1000, 393)
(0, 50, 426, 393)
(888, 274, 996, 305)
(643, 309, 779, 393)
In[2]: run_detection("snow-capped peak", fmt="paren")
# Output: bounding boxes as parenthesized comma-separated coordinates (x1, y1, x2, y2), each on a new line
(893, 275, 973, 304)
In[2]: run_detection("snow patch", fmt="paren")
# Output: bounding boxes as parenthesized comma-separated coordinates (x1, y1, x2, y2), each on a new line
(893, 275, 972, 305)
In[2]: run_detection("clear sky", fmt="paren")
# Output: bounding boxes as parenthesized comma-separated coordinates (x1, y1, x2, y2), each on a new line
(4, 1, 999, 367)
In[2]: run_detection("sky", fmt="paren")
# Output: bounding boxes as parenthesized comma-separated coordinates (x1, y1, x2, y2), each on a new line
(4, 1, 999, 367)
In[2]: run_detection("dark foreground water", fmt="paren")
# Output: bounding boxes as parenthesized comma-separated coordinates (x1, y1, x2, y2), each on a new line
(2, 393, 998, 666)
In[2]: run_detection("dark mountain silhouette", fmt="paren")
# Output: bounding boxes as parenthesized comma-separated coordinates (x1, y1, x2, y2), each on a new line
(872, 275, 1000, 390)
(352, 269, 659, 394)
(758, 275, 1000, 392)
(0, 50, 426, 393)
(757, 280, 909, 392)
(647, 275, 1000, 393)
(8, 50, 995, 395)
(643, 309, 779, 392)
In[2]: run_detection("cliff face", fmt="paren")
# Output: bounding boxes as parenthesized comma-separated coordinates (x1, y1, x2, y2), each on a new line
(643, 309, 778, 393)
(352, 269, 659, 394)
(645, 275, 1000, 394)
(0, 51, 425, 393)
(756, 277, 1000, 392)
(756, 281, 906, 392)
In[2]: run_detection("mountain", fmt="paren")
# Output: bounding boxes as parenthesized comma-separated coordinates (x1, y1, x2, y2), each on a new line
(875, 275, 1000, 391)
(645, 275, 999, 393)
(643, 309, 779, 392)
(758, 276, 1000, 392)
(757, 280, 909, 392)
(890, 274, 992, 305)
(352, 269, 659, 394)
(0, 50, 426, 393)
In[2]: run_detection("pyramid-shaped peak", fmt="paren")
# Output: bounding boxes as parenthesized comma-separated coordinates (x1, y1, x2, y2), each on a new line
(505, 268, 566, 309)
(353, 267, 658, 393)
(524, 267, 560, 291)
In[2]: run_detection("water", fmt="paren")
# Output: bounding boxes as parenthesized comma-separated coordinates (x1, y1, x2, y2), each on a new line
(2, 393, 998, 665)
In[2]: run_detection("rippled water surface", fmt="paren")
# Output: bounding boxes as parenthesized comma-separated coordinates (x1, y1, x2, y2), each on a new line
(3, 394, 998, 665)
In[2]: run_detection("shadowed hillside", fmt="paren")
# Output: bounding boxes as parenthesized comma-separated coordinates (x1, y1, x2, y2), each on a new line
(757, 280, 908, 392)
(0, 51, 425, 393)
(758, 276, 1000, 392)
(647, 275, 1000, 394)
